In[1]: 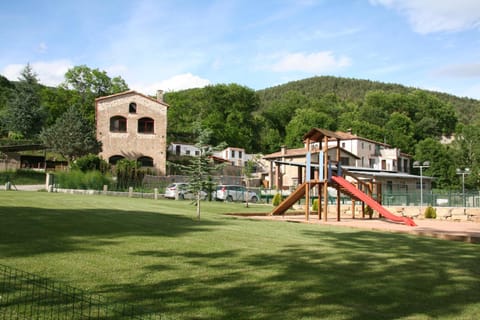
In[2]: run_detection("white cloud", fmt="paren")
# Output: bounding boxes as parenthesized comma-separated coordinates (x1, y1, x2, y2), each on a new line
(1, 60, 73, 86)
(131, 73, 211, 94)
(270, 51, 351, 73)
(434, 63, 480, 78)
(370, 0, 480, 34)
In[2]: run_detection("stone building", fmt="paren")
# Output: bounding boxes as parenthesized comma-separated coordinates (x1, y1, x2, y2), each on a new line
(95, 90, 169, 175)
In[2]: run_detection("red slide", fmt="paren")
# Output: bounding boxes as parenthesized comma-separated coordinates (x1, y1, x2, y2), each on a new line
(332, 176, 416, 227)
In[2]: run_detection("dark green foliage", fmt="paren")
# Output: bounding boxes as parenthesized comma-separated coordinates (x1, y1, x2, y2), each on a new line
(365, 206, 374, 218)
(60, 65, 129, 122)
(71, 154, 109, 173)
(113, 159, 145, 191)
(285, 108, 334, 147)
(0, 169, 45, 185)
(3, 64, 45, 138)
(165, 84, 260, 153)
(0, 75, 15, 135)
(272, 193, 282, 206)
(414, 138, 457, 189)
(55, 170, 111, 190)
(424, 206, 437, 219)
(40, 105, 101, 165)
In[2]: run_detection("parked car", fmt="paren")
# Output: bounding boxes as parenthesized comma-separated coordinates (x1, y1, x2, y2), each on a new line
(213, 185, 258, 203)
(164, 183, 207, 200)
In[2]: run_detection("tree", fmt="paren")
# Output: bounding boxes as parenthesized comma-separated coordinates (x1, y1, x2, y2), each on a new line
(452, 124, 480, 189)
(385, 112, 415, 154)
(176, 125, 226, 219)
(414, 138, 457, 189)
(284, 108, 334, 147)
(61, 65, 129, 122)
(0, 75, 15, 136)
(40, 105, 101, 166)
(3, 64, 45, 138)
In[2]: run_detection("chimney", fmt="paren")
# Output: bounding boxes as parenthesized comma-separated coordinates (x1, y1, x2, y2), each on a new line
(281, 145, 287, 155)
(156, 89, 164, 102)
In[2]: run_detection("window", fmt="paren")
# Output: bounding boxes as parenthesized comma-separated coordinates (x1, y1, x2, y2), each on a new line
(110, 116, 127, 132)
(341, 142, 346, 148)
(129, 102, 137, 113)
(186, 150, 190, 155)
(138, 117, 154, 134)
(109, 155, 124, 165)
(340, 157, 350, 166)
(239, 151, 242, 158)
(175, 145, 181, 156)
(138, 156, 153, 167)
(195, 150, 200, 156)
(231, 150, 235, 158)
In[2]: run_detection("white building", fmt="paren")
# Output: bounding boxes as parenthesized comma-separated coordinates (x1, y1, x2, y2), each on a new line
(168, 142, 201, 157)
(325, 131, 410, 173)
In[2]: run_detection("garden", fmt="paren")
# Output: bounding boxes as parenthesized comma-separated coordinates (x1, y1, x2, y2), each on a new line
(1, 192, 479, 319)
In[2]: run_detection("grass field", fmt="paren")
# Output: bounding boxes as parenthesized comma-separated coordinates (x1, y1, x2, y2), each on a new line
(1, 192, 479, 319)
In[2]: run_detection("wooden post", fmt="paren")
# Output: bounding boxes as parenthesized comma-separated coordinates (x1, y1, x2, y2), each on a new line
(305, 138, 311, 221)
(336, 187, 341, 221)
(318, 184, 322, 219)
(323, 135, 328, 222)
(351, 199, 356, 219)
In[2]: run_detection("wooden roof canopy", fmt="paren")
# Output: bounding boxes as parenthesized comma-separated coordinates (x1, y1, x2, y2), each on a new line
(303, 128, 343, 143)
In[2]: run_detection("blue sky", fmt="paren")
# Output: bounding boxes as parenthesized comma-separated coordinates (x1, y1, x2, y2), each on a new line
(1, 0, 480, 98)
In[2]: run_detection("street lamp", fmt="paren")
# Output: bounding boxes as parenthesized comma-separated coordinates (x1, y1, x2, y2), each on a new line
(413, 161, 430, 212)
(456, 168, 470, 208)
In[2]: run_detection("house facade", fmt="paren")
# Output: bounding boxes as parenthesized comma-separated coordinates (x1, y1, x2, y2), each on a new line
(95, 90, 169, 175)
(329, 131, 410, 173)
(168, 142, 201, 157)
(214, 147, 253, 167)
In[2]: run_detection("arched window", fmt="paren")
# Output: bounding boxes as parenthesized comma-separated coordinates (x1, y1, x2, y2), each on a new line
(138, 117, 154, 134)
(110, 116, 127, 132)
(109, 155, 125, 165)
(129, 102, 137, 113)
(138, 156, 154, 167)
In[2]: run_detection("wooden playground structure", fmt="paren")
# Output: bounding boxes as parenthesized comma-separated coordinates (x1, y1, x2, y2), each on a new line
(270, 128, 416, 227)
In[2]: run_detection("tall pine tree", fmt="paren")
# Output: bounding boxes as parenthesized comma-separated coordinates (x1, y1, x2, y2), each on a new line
(4, 64, 45, 139)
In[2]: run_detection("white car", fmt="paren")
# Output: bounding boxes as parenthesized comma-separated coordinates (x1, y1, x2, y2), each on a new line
(214, 185, 258, 203)
(165, 183, 207, 200)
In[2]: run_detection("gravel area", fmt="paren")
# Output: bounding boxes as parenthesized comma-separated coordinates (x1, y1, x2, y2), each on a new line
(243, 214, 480, 244)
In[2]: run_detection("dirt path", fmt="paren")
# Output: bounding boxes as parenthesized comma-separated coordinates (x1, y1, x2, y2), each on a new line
(242, 214, 480, 244)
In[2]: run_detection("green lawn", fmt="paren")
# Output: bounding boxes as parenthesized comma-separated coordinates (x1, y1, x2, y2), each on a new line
(1, 192, 479, 319)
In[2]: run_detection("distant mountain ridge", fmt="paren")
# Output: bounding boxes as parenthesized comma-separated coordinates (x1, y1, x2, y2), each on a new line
(256, 76, 479, 125)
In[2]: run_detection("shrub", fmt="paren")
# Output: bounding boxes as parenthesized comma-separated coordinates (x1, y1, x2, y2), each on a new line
(72, 154, 109, 173)
(424, 206, 437, 219)
(0, 169, 45, 185)
(114, 159, 146, 191)
(272, 193, 282, 206)
(365, 206, 374, 218)
(55, 170, 111, 190)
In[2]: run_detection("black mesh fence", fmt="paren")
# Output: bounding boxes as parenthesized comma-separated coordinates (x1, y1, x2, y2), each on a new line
(0, 264, 162, 320)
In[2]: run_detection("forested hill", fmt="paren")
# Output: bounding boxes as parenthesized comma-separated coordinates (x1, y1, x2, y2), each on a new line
(256, 76, 480, 125)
